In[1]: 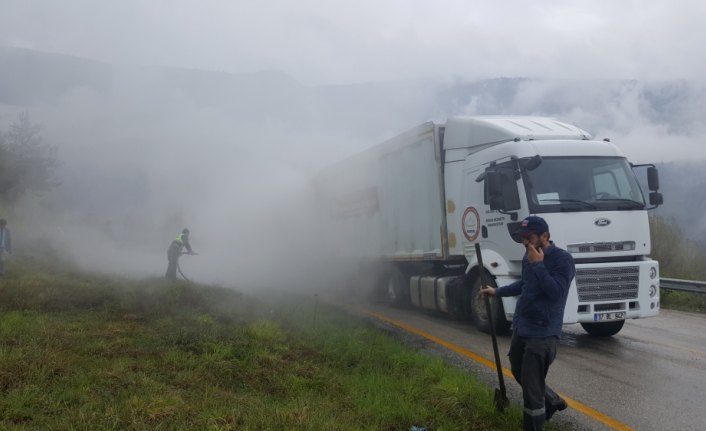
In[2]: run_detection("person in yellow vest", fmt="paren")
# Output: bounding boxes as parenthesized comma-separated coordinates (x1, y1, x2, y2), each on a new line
(166, 228, 194, 280)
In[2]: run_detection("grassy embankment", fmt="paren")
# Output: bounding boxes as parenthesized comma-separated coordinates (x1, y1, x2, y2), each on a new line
(0, 255, 571, 430)
(660, 289, 706, 313)
(650, 216, 706, 313)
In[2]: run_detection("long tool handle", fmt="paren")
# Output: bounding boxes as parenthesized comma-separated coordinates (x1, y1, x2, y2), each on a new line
(475, 243, 507, 398)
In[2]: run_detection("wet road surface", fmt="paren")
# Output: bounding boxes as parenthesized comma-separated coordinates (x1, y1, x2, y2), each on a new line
(342, 299, 706, 431)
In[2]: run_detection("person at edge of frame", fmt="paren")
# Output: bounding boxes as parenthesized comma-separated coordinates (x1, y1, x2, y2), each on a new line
(0, 218, 11, 276)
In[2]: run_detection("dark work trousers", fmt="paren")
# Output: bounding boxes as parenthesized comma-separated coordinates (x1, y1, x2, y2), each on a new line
(165, 243, 181, 280)
(508, 334, 562, 431)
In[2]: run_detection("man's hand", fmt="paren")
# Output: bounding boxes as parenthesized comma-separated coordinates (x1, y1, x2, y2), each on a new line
(526, 244, 544, 263)
(480, 286, 496, 297)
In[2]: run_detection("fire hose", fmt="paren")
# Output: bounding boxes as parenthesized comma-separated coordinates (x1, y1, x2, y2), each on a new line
(177, 251, 198, 282)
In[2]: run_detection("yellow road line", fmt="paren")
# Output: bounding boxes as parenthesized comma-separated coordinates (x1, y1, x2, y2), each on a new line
(366, 310, 634, 431)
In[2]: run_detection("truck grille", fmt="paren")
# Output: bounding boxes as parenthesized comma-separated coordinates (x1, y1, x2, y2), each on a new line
(575, 266, 639, 302)
(568, 241, 635, 253)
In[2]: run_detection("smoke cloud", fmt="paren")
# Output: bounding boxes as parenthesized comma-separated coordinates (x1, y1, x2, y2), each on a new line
(2, 0, 705, 287)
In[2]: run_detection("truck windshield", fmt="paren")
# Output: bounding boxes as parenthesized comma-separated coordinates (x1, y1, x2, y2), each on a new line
(522, 156, 645, 213)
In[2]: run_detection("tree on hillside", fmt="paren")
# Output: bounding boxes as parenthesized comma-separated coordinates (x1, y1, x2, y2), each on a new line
(0, 112, 59, 203)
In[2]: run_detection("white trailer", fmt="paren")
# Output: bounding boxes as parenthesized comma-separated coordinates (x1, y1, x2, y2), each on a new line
(317, 116, 663, 336)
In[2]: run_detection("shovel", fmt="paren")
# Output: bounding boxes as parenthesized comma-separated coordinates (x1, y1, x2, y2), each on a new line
(475, 242, 510, 412)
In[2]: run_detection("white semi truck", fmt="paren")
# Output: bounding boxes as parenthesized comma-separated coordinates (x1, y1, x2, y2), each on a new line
(317, 116, 664, 336)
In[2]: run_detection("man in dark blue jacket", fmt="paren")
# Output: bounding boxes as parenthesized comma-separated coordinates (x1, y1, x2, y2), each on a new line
(481, 215, 575, 431)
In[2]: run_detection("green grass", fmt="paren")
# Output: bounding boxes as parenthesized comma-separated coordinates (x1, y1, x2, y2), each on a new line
(660, 289, 706, 313)
(0, 255, 567, 430)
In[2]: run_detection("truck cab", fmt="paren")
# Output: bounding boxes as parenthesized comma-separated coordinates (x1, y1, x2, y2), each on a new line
(443, 117, 663, 336)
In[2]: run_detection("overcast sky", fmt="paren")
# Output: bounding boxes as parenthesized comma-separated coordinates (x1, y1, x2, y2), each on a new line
(2, 0, 705, 85)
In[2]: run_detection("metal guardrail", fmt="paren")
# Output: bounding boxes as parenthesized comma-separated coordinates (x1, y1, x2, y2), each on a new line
(660, 278, 706, 294)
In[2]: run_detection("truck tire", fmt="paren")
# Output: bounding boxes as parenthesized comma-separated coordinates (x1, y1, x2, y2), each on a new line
(580, 320, 625, 337)
(383, 267, 409, 306)
(469, 277, 511, 335)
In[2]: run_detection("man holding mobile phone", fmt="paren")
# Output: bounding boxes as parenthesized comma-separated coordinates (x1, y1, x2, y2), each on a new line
(481, 215, 575, 431)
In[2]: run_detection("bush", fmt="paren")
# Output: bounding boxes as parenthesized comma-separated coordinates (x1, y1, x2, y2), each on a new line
(0, 111, 59, 203)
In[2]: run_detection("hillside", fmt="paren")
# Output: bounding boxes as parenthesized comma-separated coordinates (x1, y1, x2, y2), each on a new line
(653, 161, 706, 249)
(3, 45, 705, 141)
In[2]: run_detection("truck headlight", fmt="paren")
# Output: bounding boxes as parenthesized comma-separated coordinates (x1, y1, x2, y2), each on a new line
(649, 284, 658, 297)
(649, 266, 658, 279)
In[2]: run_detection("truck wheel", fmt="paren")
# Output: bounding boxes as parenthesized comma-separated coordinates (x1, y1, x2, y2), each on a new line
(469, 277, 511, 335)
(580, 320, 625, 337)
(384, 268, 409, 306)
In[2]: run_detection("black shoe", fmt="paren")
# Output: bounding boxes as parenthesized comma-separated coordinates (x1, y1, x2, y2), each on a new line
(546, 398, 568, 421)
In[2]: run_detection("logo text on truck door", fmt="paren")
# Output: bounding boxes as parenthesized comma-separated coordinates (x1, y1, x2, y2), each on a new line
(462, 207, 481, 241)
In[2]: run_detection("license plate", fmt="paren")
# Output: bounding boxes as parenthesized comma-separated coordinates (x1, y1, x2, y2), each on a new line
(594, 312, 625, 321)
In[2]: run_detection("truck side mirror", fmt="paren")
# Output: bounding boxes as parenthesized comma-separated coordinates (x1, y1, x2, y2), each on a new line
(486, 171, 503, 196)
(485, 170, 521, 212)
(485, 171, 504, 209)
(649, 191, 663, 206)
(521, 154, 543, 171)
(647, 166, 660, 191)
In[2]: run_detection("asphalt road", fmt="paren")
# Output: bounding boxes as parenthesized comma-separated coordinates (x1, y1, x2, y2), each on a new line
(343, 299, 706, 431)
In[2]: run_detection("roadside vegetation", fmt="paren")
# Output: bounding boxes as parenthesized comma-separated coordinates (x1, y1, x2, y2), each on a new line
(659, 289, 706, 313)
(0, 112, 58, 204)
(0, 255, 571, 431)
(650, 215, 706, 313)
